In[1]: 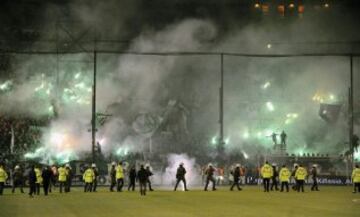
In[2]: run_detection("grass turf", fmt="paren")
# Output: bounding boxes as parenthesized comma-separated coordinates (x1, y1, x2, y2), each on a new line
(0, 186, 359, 217)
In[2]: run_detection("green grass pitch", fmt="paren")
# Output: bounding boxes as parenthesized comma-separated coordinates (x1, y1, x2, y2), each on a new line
(0, 186, 359, 217)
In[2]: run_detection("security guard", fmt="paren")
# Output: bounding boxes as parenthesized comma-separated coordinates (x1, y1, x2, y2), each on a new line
(261, 161, 273, 192)
(204, 163, 216, 191)
(0, 164, 8, 195)
(174, 162, 189, 191)
(295, 164, 307, 192)
(352, 165, 360, 193)
(58, 164, 67, 193)
(109, 162, 116, 192)
(116, 162, 124, 192)
(12, 165, 24, 193)
(35, 165, 43, 195)
(230, 164, 242, 191)
(279, 165, 291, 192)
(83, 165, 95, 192)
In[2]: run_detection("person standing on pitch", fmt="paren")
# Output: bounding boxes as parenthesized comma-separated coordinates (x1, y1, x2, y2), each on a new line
(128, 165, 137, 191)
(42, 166, 52, 196)
(295, 164, 307, 192)
(261, 161, 273, 192)
(291, 164, 298, 191)
(65, 164, 73, 193)
(0, 164, 8, 195)
(92, 164, 99, 192)
(28, 165, 36, 198)
(174, 162, 189, 191)
(116, 162, 124, 192)
(310, 165, 319, 191)
(279, 165, 290, 192)
(34, 165, 42, 195)
(58, 164, 67, 193)
(352, 165, 360, 193)
(109, 162, 116, 192)
(137, 165, 148, 196)
(83, 165, 95, 192)
(204, 164, 216, 191)
(270, 163, 279, 191)
(230, 164, 242, 191)
(12, 165, 24, 193)
(146, 165, 154, 191)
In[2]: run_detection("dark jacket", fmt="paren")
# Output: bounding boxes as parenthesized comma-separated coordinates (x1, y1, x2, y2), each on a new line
(205, 167, 215, 178)
(137, 168, 148, 183)
(232, 167, 241, 181)
(311, 168, 317, 178)
(110, 166, 116, 180)
(13, 169, 23, 181)
(28, 168, 36, 185)
(176, 166, 186, 179)
(42, 168, 52, 183)
(129, 168, 137, 180)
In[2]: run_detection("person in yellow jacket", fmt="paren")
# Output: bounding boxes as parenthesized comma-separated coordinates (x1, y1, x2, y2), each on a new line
(58, 165, 68, 193)
(116, 162, 124, 192)
(83, 165, 95, 192)
(279, 165, 291, 192)
(295, 164, 307, 192)
(352, 165, 360, 193)
(34, 165, 43, 195)
(0, 164, 8, 195)
(261, 161, 273, 192)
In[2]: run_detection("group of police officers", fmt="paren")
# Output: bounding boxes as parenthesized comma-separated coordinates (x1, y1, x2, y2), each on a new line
(0, 162, 360, 196)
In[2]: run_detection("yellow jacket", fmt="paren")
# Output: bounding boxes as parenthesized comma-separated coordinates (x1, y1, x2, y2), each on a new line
(58, 167, 67, 182)
(352, 168, 360, 183)
(35, 167, 43, 184)
(261, 164, 273, 178)
(116, 165, 124, 179)
(279, 167, 291, 182)
(83, 168, 95, 183)
(295, 167, 307, 180)
(0, 167, 8, 182)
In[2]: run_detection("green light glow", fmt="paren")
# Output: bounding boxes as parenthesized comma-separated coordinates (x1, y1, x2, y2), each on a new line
(262, 82, 270, 89)
(242, 132, 249, 139)
(266, 102, 274, 111)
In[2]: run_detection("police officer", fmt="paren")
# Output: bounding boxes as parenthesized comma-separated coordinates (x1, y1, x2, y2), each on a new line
(109, 162, 116, 192)
(116, 162, 124, 192)
(352, 165, 360, 193)
(28, 165, 36, 198)
(128, 165, 137, 191)
(0, 164, 8, 195)
(261, 161, 273, 192)
(58, 164, 67, 193)
(310, 165, 319, 191)
(270, 163, 279, 191)
(230, 164, 242, 191)
(12, 165, 24, 193)
(137, 165, 148, 196)
(204, 164, 216, 191)
(65, 164, 72, 193)
(295, 164, 307, 192)
(279, 165, 290, 192)
(174, 162, 189, 191)
(146, 165, 154, 191)
(83, 165, 95, 192)
(92, 164, 99, 192)
(42, 166, 52, 196)
(34, 165, 42, 195)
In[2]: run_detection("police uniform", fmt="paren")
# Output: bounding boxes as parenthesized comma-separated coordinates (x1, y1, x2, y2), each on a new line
(174, 164, 188, 191)
(261, 162, 273, 192)
(58, 166, 67, 193)
(35, 166, 43, 195)
(230, 165, 242, 191)
(295, 165, 307, 192)
(116, 163, 124, 192)
(83, 167, 95, 192)
(352, 166, 360, 193)
(204, 165, 216, 191)
(128, 167, 137, 191)
(279, 166, 290, 192)
(0, 165, 8, 195)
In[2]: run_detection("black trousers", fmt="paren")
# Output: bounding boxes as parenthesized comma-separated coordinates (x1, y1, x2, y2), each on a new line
(280, 182, 289, 192)
(35, 183, 40, 195)
(12, 179, 24, 193)
(297, 180, 305, 192)
(84, 182, 93, 192)
(292, 179, 298, 191)
(0, 182, 4, 195)
(354, 183, 360, 192)
(117, 178, 124, 192)
(271, 178, 278, 191)
(139, 181, 147, 195)
(59, 181, 66, 193)
(29, 183, 36, 196)
(65, 179, 72, 192)
(230, 179, 242, 191)
(92, 178, 98, 192)
(128, 178, 136, 191)
(204, 176, 216, 191)
(110, 178, 116, 191)
(263, 178, 270, 192)
(174, 177, 188, 191)
(147, 179, 153, 190)
(311, 178, 318, 191)
(43, 181, 50, 195)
